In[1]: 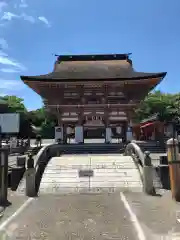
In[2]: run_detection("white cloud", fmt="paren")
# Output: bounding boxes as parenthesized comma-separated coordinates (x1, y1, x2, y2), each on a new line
(0, 80, 24, 90)
(1, 12, 35, 23)
(0, 38, 8, 50)
(0, 55, 22, 68)
(0, 2, 7, 12)
(0, 45, 26, 72)
(21, 13, 35, 23)
(0, 52, 26, 71)
(1, 12, 19, 21)
(1, 9, 50, 27)
(0, 68, 20, 73)
(38, 16, 50, 27)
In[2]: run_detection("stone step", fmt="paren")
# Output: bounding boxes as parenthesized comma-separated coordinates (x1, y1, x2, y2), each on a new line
(43, 169, 138, 176)
(39, 155, 142, 194)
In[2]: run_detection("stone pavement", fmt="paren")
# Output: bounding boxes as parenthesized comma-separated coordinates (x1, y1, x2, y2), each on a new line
(0, 191, 180, 239)
(0, 190, 28, 224)
(0, 192, 138, 239)
(124, 190, 180, 239)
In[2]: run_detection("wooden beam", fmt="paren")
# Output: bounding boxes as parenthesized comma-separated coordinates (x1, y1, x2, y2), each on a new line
(47, 103, 136, 108)
(24, 78, 160, 86)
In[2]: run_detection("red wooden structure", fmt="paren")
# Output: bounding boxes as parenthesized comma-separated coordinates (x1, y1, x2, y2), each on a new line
(20, 53, 166, 143)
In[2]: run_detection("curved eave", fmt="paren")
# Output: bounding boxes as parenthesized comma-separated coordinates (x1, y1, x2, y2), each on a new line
(20, 72, 167, 82)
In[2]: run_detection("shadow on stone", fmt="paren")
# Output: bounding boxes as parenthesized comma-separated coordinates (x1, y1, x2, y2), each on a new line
(0, 200, 12, 208)
(35, 150, 52, 194)
(151, 192, 162, 197)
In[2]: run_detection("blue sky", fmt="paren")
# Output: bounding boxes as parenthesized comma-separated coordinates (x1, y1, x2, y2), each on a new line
(0, 0, 179, 110)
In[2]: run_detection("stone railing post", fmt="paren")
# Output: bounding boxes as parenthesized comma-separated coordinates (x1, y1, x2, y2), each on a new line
(26, 154, 36, 197)
(143, 151, 154, 195)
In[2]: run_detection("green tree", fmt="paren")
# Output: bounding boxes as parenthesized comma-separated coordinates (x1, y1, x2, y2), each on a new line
(135, 90, 178, 123)
(1, 95, 27, 113)
(27, 108, 46, 127)
(27, 107, 57, 138)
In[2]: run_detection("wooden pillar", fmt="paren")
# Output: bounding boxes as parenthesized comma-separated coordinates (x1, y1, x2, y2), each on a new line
(123, 121, 127, 143)
(57, 108, 62, 126)
(57, 107, 67, 144)
(75, 85, 84, 143)
(104, 84, 111, 143)
(104, 85, 108, 127)
(79, 85, 84, 125)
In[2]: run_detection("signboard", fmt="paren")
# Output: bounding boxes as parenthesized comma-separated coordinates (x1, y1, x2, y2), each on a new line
(79, 169, 94, 177)
(84, 120, 104, 126)
(0, 113, 19, 133)
(85, 116, 103, 121)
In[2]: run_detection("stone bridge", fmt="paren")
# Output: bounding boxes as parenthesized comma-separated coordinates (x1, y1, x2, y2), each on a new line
(1, 143, 180, 239)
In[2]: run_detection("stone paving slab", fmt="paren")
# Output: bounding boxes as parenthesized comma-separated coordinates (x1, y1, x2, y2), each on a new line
(0, 192, 137, 239)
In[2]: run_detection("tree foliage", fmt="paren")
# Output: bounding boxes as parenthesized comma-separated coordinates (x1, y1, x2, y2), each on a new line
(134, 90, 180, 123)
(2, 95, 27, 113)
